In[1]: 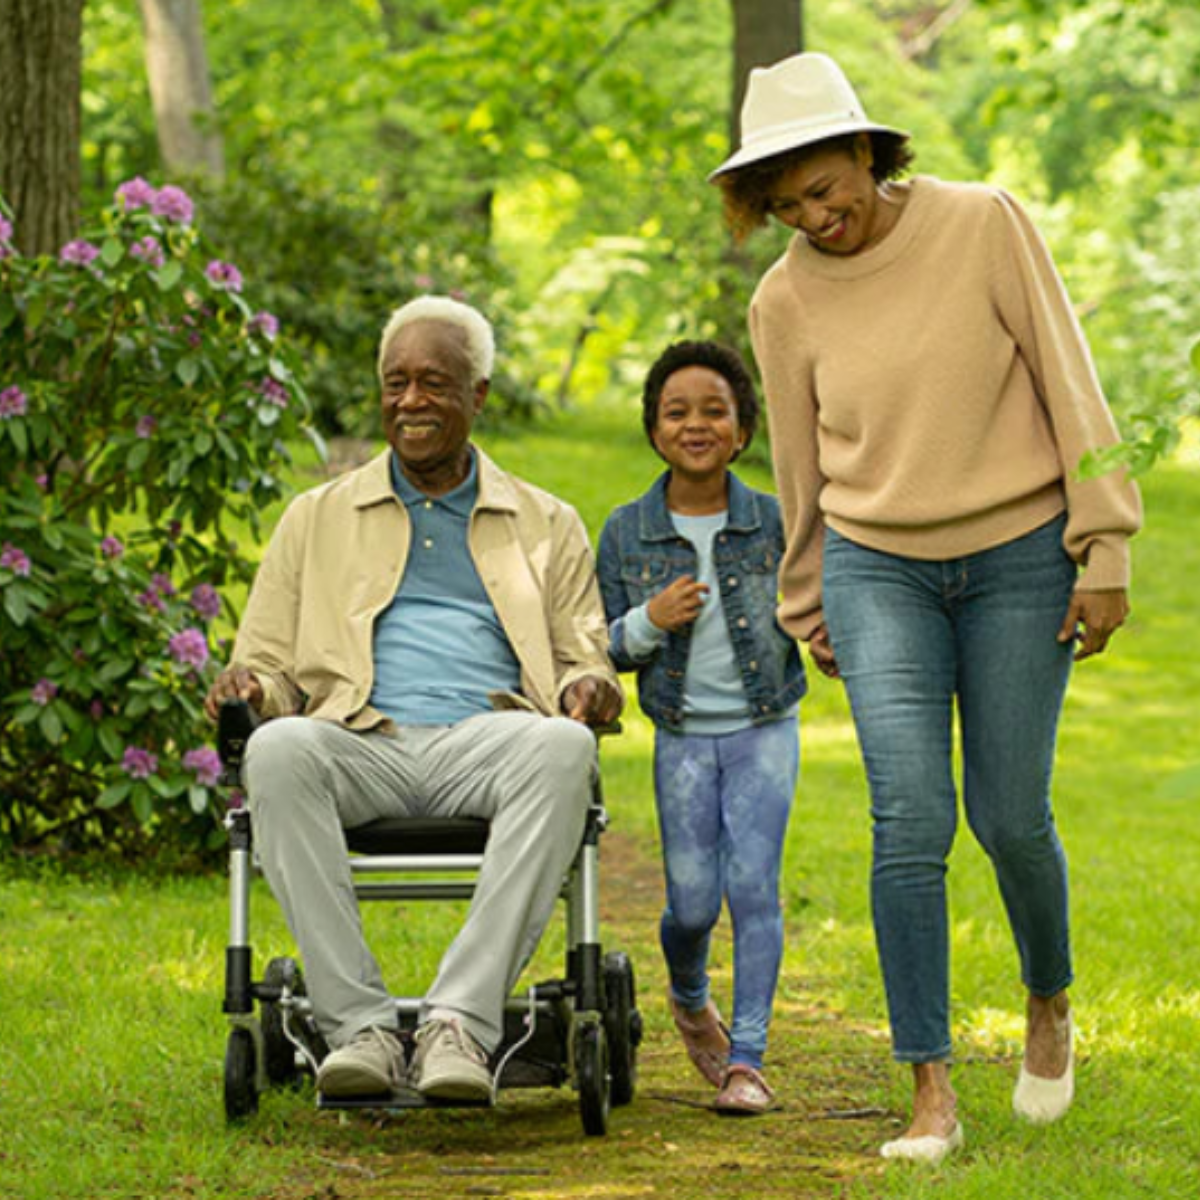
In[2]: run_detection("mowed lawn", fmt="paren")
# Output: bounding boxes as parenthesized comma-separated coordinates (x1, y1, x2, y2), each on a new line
(2, 406, 1197, 1199)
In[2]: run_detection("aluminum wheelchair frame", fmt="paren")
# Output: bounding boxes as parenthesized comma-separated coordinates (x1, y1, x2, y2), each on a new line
(218, 700, 642, 1136)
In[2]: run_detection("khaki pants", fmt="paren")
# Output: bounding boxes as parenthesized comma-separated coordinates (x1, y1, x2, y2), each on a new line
(244, 710, 596, 1051)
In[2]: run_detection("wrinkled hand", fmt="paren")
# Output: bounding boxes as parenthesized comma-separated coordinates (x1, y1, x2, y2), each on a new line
(647, 575, 709, 632)
(1057, 588, 1130, 662)
(204, 665, 264, 722)
(808, 623, 840, 679)
(562, 676, 623, 728)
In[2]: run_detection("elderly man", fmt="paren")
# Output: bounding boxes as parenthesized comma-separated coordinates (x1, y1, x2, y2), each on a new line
(204, 296, 622, 1103)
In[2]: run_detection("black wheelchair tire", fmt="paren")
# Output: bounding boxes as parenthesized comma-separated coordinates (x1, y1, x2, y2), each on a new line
(603, 951, 640, 1107)
(575, 1020, 610, 1137)
(224, 1028, 259, 1121)
(262, 957, 304, 1087)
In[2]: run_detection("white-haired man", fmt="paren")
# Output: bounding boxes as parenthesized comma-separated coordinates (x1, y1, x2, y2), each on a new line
(205, 296, 623, 1101)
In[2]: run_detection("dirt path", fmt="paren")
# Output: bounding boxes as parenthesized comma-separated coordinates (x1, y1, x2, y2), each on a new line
(251, 827, 895, 1200)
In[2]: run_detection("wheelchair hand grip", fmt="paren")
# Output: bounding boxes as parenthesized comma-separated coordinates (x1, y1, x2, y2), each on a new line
(217, 699, 261, 780)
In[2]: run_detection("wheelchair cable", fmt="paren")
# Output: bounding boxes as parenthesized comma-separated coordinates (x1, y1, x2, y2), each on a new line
(489, 985, 540, 1105)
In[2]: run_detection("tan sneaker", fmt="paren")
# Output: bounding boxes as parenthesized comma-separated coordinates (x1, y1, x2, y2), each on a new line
(316, 1026, 405, 1097)
(413, 1018, 493, 1102)
(669, 995, 730, 1087)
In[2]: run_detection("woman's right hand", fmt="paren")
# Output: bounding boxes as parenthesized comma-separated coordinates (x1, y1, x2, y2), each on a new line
(808, 623, 840, 679)
(647, 575, 710, 632)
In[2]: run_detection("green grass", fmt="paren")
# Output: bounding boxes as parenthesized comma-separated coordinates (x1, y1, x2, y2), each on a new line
(3, 405, 1198, 1198)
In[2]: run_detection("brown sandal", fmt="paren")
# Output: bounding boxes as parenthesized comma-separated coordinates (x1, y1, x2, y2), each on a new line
(714, 1064, 775, 1116)
(669, 995, 730, 1087)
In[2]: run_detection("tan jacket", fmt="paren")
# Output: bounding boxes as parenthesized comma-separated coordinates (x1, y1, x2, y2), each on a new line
(231, 447, 621, 729)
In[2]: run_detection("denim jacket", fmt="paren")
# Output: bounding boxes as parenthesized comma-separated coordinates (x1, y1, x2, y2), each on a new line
(597, 471, 806, 732)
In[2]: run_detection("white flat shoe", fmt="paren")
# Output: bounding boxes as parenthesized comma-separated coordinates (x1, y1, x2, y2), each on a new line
(880, 1122, 963, 1164)
(1013, 1015, 1074, 1123)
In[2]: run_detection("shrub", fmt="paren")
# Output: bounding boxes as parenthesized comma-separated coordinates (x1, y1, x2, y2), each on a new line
(0, 181, 318, 857)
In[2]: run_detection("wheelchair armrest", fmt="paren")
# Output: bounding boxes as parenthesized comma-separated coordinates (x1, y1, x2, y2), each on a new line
(218, 699, 261, 787)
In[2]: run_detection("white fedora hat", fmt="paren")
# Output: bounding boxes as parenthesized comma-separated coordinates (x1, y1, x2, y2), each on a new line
(709, 52, 907, 180)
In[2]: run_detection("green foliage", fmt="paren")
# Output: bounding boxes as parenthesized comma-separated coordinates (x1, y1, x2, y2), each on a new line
(0, 183, 315, 856)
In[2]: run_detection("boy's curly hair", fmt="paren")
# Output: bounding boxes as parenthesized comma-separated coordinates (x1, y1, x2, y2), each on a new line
(642, 340, 760, 459)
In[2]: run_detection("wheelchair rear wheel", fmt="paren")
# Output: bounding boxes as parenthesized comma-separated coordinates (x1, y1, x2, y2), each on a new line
(224, 1028, 258, 1121)
(575, 1019, 610, 1136)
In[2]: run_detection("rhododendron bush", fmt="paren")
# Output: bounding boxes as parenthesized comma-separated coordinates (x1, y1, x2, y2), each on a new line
(0, 183, 318, 855)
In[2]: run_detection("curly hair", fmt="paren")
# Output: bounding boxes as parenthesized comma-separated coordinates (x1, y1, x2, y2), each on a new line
(716, 131, 915, 243)
(641, 340, 760, 460)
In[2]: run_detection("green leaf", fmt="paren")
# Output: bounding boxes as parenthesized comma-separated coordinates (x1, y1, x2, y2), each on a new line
(97, 722, 123, 760)
(37, 706, 64, 744)
(193, 430, 213, 455)
(96, 779, 132, 810)
(7, 418, 27, 456)
(101, 237, 125, 267)
(25, 293, 47, 331)
(155, 261, 183, 291)
(42, 522, 64, 550)
(188, 784, 210, 814)
(3, 586, 30, 626)
(176, 355, 200, 387)
(0, 292, 16, 330)
(132, 787, 154, 824)
(98, 657, 135, 684)
(1191, 337, 1200, 375)
(127, 439, 150, 472)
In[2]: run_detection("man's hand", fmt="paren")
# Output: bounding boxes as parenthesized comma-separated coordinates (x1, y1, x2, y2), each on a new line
(562, 676, 623, 728)
(1057, 588, 1130, 662)
(204, 666, 264, 722)
(647, 575, 709, 632)
(808, 623, 840, 679)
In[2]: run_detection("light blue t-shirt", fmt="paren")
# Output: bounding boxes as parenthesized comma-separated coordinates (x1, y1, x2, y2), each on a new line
(624, 510, 750, 734)
(369, 453, 522, 725)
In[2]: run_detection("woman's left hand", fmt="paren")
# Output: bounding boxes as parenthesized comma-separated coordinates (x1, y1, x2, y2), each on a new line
(1057, 588, 1130, 661)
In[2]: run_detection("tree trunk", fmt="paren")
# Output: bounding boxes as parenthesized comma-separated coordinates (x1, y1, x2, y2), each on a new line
(729, 0, 804, 147)
(137, 0, 225, 180)
(0, 0, 83, 256)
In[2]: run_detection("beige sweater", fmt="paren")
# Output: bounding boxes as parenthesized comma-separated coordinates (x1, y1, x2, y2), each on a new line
(749, 175, 1142, 641)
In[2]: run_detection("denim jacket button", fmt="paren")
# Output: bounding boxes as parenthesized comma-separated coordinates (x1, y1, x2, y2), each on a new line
(737, 617, 749, 628)
(749, 660, 759, 670)
(727, 577, 738, 587)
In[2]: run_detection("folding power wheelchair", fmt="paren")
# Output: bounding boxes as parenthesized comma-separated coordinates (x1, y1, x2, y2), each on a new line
(218, 700, 642, 1136)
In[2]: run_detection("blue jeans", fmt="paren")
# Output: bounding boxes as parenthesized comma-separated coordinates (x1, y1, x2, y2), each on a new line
(654, 720, 799, 1071)
(822, 517, 1076, 1062)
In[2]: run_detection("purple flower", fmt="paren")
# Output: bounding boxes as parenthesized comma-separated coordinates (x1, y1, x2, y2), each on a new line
(183, 747, 223, 787)
(151, 572, 176, 597)
(34, 474, 48, 490)
(122, 746, 159, 779)
(151, 185, 194, 224)
(90, 699, 106, 721)
(100, 536, 124, 559)
(168, 627, 210, 670)
(247, 311, 279, 340)
(130, 235, 166, 269)
(31, 678, 58, 706)
(258, 377, 289, 408)
(205, 260, 244, 293)
(1, 542, 31, 576)
(414, 274, 434, 289)
(0, 215, 12, 243)
(136, 415, 157, 438)
(115, 177, 157, 211)
(135, 588, 166, 613)
(60, 239, 101, 267)
(190, 583, 221, 621)
(0, 385, 27, 418)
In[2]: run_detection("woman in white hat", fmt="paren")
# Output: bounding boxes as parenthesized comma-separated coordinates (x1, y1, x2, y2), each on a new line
(710, 52, 1141, 1163)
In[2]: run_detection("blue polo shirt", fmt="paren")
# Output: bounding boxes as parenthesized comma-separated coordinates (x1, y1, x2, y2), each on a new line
(369, 452, 522, 725)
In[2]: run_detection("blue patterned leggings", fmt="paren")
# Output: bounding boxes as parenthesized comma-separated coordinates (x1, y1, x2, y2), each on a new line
(654, 719, 799, 1070)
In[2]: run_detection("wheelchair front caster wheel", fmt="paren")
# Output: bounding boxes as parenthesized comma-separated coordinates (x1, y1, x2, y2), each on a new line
(575, 1020, 610, 1137)
(224, 1028, 259, 1121)
(603, 950, 640, 1107)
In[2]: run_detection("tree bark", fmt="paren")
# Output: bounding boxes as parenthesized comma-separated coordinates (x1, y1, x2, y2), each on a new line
(137, 0, 225, 180)
(0, 0, 83, 256)
(729, 0, 804, 147)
